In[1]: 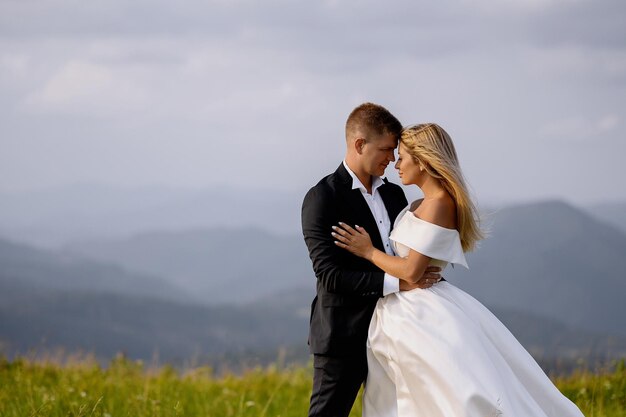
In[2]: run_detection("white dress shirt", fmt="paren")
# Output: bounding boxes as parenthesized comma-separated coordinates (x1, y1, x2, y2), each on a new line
(343, 161, 400, 295)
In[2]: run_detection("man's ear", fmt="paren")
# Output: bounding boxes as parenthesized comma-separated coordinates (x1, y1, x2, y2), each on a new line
(354, 138, 366, 155)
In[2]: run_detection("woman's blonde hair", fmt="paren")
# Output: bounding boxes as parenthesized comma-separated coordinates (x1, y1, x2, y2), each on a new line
(401, 123, 484, 252)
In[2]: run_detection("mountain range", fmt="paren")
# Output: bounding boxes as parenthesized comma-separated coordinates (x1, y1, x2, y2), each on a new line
(61, 199, 626, 337)
(445, 200, 626, 337)
(0, 237, 192, 303)
(65, 227, 314, 304)
(1, 191, 626, 370)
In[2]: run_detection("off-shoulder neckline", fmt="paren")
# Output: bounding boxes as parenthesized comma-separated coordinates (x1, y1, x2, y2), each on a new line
(403, 209, 459, 233)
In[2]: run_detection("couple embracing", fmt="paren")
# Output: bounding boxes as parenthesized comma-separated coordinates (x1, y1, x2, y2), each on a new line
(301, 103, 584, 417)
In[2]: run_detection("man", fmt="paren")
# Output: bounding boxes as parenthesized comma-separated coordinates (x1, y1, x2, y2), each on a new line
(301, 103, 442, 417)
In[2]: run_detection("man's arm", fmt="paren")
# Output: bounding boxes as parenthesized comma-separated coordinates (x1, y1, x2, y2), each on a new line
(302, 186, 384, 296)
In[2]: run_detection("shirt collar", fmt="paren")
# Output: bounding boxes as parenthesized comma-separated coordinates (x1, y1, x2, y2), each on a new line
(343, 160, 385, 193)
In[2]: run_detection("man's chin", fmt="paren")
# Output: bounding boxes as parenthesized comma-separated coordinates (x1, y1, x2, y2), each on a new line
(366, 166, 388, 177)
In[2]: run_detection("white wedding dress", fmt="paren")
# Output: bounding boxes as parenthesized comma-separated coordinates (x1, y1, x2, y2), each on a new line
(363, 205, 584, 417)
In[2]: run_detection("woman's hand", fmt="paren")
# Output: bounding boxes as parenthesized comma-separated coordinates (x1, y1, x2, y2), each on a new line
(332, 222, 376, 261)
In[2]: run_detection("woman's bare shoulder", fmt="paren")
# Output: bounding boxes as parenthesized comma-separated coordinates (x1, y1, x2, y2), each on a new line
(413, 196, 457, 229)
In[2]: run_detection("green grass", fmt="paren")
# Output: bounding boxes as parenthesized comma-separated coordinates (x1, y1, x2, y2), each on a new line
(553, 360, 626, 417)
(1, 355, 624, 417)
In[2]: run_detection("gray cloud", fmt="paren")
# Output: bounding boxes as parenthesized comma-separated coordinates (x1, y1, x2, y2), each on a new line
(526, 0, 626, 49)
(1, 0, 625, 204)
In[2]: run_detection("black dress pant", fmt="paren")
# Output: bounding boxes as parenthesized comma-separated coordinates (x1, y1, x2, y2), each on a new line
(308, 352, 368, 417)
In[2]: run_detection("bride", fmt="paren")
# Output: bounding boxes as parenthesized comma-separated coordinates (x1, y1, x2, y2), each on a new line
(332, 123, 584, 416)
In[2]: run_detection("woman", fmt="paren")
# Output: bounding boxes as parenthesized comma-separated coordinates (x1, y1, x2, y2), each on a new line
(332, 124, 584, 416)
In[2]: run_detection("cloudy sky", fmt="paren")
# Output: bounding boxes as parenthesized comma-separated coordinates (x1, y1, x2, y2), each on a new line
(1, 0, 624, 205)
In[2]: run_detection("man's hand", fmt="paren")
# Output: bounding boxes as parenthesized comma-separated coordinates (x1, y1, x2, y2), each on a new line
(399, 266, 442, 291)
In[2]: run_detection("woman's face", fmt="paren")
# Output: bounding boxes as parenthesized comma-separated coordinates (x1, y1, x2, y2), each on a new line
(395, 142, 423, 186)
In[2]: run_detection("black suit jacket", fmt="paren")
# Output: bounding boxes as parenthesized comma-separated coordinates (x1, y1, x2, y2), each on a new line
(301, 163, 408, 356)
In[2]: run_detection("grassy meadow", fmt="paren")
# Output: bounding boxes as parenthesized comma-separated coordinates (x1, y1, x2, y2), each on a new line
(1, 355, 624, 417)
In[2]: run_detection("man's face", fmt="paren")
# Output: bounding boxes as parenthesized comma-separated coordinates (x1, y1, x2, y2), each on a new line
(360, 132, 397, 177)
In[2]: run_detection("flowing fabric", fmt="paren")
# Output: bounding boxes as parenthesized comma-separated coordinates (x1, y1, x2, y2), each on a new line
(363, 206, 584, 417)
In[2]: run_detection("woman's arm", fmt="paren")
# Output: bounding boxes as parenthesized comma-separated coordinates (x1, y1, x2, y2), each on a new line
(333, 223, 432, 284)
(333, 198, 456, 284)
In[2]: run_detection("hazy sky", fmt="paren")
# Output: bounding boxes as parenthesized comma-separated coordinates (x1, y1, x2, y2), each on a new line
(1, 0, 625, 204)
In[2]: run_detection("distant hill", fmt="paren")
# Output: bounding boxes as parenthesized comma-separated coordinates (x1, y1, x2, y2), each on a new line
(63, 228, 314, 304)
(1, 282, 623, 370)
(586, 201, 626, 234)
(0, 237, 193, 304)
(0, 282, 310, 366)
(446, 200, 626, 337)
(0, 238, 312, 367)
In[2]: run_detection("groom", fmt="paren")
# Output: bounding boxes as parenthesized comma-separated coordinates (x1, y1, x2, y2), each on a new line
(301, 102, 442, 417)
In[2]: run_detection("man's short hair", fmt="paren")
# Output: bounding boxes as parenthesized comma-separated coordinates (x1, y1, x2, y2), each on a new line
(345, 102, 402, 140)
